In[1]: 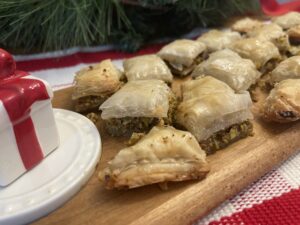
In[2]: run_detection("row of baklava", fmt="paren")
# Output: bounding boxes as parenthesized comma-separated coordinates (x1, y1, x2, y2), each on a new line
(72, 12, 300, 190)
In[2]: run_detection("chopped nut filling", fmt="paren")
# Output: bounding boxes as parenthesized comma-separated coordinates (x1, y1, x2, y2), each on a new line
(166, 53, 207, 77)
(200, 120, 253, 155)
(260, 59, 280, 75)
(86, 112, 100, 124)
(75, 95, 108, 113)
(105, 117, 160, 137)
(104, 93, 178, 137)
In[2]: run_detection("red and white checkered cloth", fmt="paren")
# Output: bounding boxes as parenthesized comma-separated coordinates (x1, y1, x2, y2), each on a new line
(14, 31, 300, 224)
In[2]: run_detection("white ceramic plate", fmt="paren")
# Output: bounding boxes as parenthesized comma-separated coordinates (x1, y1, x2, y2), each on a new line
(0, 109, 101, 225)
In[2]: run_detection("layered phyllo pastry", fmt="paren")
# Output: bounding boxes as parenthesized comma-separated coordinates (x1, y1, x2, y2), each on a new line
(196, 30, 241, 53)
(230, 38, 281, 73)
(263, 79, 300, 123)
(99, 125, 209, 189)
(180, 75, 233, 101)
(158, 39, 207, 77)
(123, 54, 173, 83)
(72, 59, 123, 113)
(100, 80, 177, 137)
(176, 76, 253, 154)
(272, 12, 300, 30)
(192, 49, 261, 92)
(231, 17, 263, 34)
(247, 23, 290, 52)
(268, 56, 300, 85)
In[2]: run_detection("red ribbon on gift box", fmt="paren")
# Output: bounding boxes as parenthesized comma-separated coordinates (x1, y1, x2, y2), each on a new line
(0, 49, 50, 170)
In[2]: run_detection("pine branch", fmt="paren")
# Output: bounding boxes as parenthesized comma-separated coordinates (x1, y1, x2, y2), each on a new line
(0, 0, 131, 52)
(0, 0, 260, 53)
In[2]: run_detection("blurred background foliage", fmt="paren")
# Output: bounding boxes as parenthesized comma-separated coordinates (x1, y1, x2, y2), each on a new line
(0, 0, 260, 53)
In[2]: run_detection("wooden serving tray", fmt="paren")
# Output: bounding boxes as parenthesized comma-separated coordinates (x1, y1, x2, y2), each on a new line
(34, 84, 300, 225)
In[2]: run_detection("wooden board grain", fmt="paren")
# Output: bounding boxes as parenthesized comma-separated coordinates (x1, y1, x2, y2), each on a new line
(33, 86, 300, 225)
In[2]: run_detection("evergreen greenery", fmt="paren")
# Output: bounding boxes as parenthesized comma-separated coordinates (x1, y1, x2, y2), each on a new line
(0, 0, 260, 53)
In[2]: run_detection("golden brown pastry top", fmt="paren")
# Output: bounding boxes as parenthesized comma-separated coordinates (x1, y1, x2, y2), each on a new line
(231, 17, 263, 33)
(158, 39, 206, 67)
(123, 54, 173, 83)
(100, 80, 172, 119)
(176, 76, 253, 141)
(270, 56, 300, 84)
(197, 29, 241, 53)
(192, 49, 261, 92)
(248, 23, 284, 40)
(248, 23, 290, 51)
(72, 59, 122, 100)
(272, 12, 300, 29)
(229, 38, 281, 69)
(181, 76, 233, 101)
(263, 79, 300, 123)
(99, 125, 209, 189)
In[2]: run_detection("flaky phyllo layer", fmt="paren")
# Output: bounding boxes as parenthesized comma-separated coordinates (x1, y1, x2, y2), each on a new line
(100, 80, 177, 136)
(104, 93, 177, 137)
(158, 39, 207, 77)
(272, 12, 300, 30)
(192, 49, 261, 92)
(231, 17, 263, 34)
(123, 54, 173, 83)
(229, 38, 281, 70)
(99, 126, 209, 189)
(263, 79, 300, 123)
(247, 23, 290, 52)
(197, 29, 241, 53)
(72, 59, 123, 112)
(176, 76, 253, 153)
(100, 80, 172, 119)
(269, 56, 300, 85)
(72, 59, 123, 100)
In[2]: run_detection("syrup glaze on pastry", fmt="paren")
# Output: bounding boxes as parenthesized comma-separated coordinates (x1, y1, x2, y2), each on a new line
(72, 59, 123, 113)
(99, 126, 209, 189)
(158, 39, 207, 77)
(192, 49, 261, 92)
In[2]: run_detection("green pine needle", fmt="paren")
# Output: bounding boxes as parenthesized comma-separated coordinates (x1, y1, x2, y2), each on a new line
(0, 0, 260, 53)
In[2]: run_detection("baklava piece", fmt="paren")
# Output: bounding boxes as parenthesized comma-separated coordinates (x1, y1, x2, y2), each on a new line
(192, 49, 261, 92)
(158, 39, 207, 77)
(176, 76, 253, 154)
(72, 59, 123, 113)
(100, 80, 177, 137)
(248, 23, 290, 52)
(273, 12, 300, 53)
(230, 38, 281, 73)
(272, 12, 300, 30)
(197, 30, 241, 53)
(99, 126, 209, 189)
(269, 56, 300, 86)
(123, 54, 173, 83)
(181, 75, 233, 101)
(263, 79, 300, 123)
(231, 17, 263, 34)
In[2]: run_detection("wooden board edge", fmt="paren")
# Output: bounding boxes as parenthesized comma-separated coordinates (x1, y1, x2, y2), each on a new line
(129, 123, 300, 225)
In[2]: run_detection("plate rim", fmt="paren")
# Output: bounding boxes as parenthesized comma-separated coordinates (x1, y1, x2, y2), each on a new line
(0, 108, 101, 224)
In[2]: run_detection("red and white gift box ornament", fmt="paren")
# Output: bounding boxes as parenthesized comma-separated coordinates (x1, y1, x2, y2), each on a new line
(0, 49, 59, 186)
